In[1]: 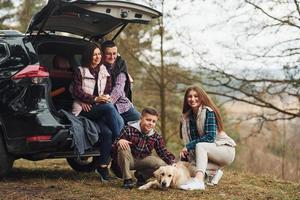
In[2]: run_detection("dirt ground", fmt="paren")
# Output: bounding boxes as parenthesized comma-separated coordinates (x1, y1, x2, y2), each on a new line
(0, 159, 299, 200)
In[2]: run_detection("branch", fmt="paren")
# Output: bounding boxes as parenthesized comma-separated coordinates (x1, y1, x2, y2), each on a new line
(245, 0, 300, 29)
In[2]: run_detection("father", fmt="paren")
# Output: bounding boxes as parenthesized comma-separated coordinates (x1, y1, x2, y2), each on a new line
(101, 40, 140, 124)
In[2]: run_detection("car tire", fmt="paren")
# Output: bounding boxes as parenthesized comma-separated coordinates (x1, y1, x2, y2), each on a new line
(0, 133, 14, 177)
(66, 157, 96, 173)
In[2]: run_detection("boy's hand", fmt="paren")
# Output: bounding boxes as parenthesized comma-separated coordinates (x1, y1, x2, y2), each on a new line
(117, 139, 132, 150)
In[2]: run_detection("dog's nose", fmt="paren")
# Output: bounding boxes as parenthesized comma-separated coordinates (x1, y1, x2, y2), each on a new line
(161, 181, 167, 187)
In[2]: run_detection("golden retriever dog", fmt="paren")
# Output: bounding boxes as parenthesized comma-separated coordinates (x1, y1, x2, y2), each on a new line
(138, 162, 192, 190)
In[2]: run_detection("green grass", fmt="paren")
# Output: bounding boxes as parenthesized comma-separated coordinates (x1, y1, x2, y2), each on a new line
(0, 159, 299, 200)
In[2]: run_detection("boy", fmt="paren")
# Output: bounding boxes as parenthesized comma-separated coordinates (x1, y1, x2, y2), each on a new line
(112, 107, 175, 189)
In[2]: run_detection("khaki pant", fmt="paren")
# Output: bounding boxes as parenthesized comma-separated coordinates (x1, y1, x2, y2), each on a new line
(117, 147, 166, 180)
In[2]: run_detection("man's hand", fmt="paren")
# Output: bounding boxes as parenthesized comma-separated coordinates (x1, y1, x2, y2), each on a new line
(180, 147, 189, 159)
(117, 139, 132, 150)
(95, 94, 111, 103)
(80, 102, 92, 112)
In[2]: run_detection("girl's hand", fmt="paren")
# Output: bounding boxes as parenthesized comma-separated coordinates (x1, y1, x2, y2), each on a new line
(180, 147, 189, 159)
(80, 102, 92, 112)
(95, 95, 111, 103)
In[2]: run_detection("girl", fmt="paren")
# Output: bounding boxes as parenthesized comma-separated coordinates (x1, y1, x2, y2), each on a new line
(179, 86, 236, 190)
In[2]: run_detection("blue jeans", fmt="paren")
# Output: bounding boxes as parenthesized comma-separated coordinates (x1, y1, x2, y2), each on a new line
(121, 106, 141, 125)
(80, 103, 124, 165)
(80, 103, 124, 140)
(97, 120, 112, 165)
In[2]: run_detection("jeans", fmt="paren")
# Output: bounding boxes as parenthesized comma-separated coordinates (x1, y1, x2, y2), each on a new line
(97, 120, 112, 165)
(121, 106, 140, 125)
(80, 103, 124, 140)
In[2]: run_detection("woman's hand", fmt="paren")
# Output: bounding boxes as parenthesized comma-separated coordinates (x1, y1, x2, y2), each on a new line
(95, 94, 111, 103)
(117, 139, 132, 150)
(180, 147, 189, 159)
(80, 102, 92, 112)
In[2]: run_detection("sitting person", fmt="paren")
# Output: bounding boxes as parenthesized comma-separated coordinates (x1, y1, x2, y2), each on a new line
(179, 85, 236, 190)
(101, 40, 140, 124)
(112, 107, 175, 189)
(70, 43, 124, 181)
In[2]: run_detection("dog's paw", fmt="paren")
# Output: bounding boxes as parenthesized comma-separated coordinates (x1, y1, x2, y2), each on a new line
(138, 185, 147, 190)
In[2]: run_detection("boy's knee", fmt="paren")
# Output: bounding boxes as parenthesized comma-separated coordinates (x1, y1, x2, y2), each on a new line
(151, 157, 167, 168)
(117, 147, 131, 157)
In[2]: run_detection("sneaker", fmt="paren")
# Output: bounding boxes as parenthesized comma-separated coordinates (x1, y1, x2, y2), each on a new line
(179, 178, 205, 190)
(211, 169, 223, 185)
(134, 171, 146, 186)
(122, 179, 135, 189)
(95, 166, 114, 182)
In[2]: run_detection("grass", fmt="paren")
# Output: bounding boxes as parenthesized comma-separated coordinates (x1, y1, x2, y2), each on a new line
(0, 159, 299, 200)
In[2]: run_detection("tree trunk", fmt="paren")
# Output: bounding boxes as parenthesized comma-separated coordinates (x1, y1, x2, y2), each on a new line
(159, 2, 166, 141)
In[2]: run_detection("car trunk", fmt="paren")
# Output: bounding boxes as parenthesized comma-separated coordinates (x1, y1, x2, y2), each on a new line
(27, 0, 161, 40)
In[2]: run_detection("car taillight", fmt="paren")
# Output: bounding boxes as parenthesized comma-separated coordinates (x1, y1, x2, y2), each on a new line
(26, 135, 52, 142)
(11, 65, 49, 81)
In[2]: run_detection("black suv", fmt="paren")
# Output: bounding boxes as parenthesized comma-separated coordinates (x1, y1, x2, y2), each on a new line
(0, 0, 161, 177)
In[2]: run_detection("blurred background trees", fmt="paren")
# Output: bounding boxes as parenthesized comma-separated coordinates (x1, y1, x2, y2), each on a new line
(0, 0, 14, 29)
(0, 0, 44, 31)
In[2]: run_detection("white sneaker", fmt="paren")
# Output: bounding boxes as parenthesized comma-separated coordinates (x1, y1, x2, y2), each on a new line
(211, 169, 223, 185)
(179, 178, 205, 190)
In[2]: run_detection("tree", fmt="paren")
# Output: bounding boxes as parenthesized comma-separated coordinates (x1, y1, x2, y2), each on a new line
(0, 0, 14, 29)
(17, 0, 46, 32)
(116, 0, 196, 142)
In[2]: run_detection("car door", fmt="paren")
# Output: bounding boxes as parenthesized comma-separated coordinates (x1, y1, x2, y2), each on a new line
(26, 0, 162, 40)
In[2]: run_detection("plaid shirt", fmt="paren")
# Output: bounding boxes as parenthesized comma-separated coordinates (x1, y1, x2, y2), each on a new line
(113, 121, 175, 165)
(109, 73, 132, 114)
(185, 110, 217, 150)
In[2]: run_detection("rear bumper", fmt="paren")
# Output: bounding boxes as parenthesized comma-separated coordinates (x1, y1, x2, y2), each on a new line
(6, 128, 100, 160)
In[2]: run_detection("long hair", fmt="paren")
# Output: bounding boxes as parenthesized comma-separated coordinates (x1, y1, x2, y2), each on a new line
(81, 43, 101, 68)
(182, 86, 224, 132)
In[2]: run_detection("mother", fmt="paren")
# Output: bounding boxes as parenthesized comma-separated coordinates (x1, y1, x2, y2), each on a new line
(71, 43, 124, 181)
